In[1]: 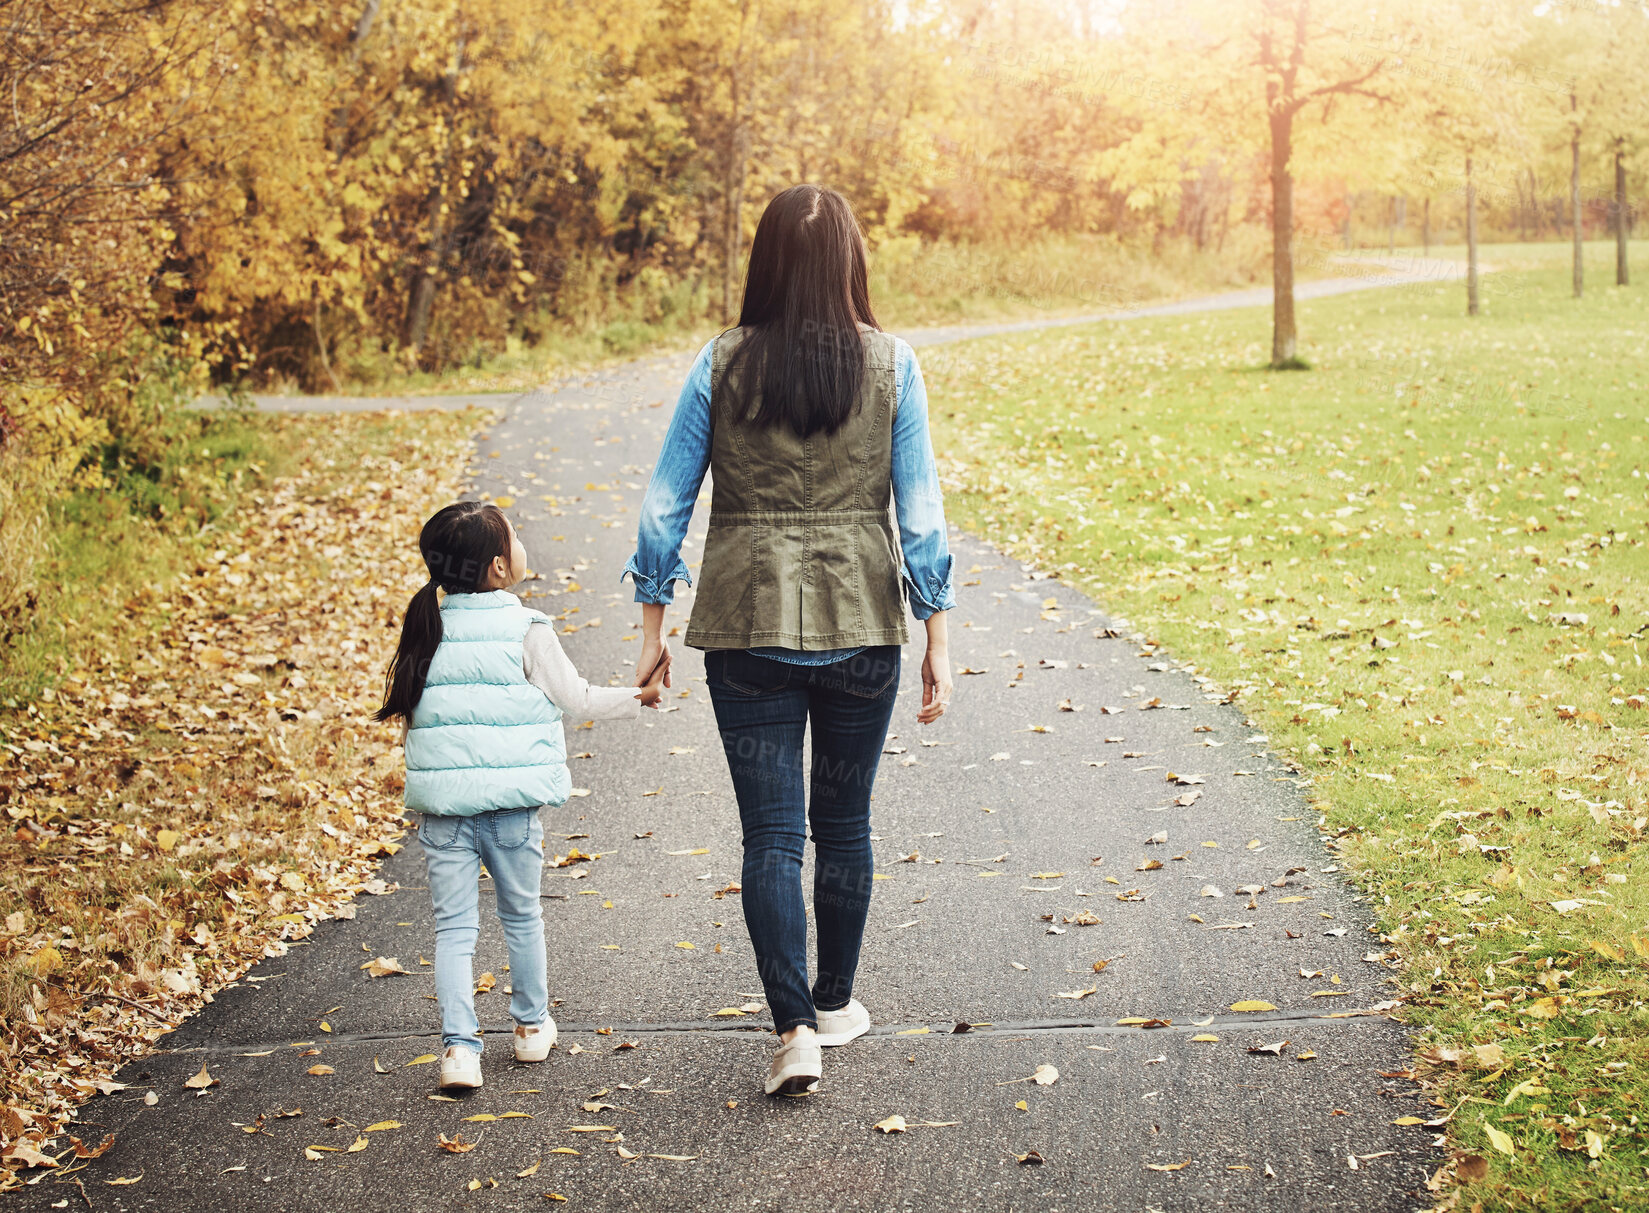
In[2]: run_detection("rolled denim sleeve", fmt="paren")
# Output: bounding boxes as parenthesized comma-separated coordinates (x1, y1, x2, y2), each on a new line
(621, 339, 714, 605)
(890, 339, 955, 620)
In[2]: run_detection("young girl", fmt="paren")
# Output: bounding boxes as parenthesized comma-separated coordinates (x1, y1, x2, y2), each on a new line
(377, 501, 669, 1089)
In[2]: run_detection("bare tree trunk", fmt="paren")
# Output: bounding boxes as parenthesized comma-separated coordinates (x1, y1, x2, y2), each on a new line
(404, 202, 445, 358)
(720, 0, 754, 322)
(351, 0, 381, 45)
(313, 294, 342, 393)
(1422, 196, 1430, 256)
(1466, 154, 1479, 317)
(1269, 106, 1298, 366)
(405, 38, 465, 360)
(1616, 140, 1630, 287)
(1571, 92, 1583, 299)
(721, 127, 747, 321)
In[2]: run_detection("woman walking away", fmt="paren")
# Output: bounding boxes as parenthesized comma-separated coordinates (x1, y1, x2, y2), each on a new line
(622, 184, 956, 1097)
(379, 502, 670, 1090)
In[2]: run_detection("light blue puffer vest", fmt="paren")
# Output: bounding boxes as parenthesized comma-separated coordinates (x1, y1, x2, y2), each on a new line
(404, 590, 571, 816)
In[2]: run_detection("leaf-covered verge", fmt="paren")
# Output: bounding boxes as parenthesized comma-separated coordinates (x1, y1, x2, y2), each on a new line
(925, 245, 1648, 1213)
(0, 406, 489, 1189)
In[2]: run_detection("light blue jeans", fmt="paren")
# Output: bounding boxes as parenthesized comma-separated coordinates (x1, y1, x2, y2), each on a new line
(418, 807, 549, 1054)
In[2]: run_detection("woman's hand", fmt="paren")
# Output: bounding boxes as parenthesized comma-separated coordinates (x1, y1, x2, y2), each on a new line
(917, 610, 952, 724)
(636, 602, 672, 692)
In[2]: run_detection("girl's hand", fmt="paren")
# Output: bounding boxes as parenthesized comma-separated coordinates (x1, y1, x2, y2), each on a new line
(918, 642, 952, 724)
(635, 650, 672, 708)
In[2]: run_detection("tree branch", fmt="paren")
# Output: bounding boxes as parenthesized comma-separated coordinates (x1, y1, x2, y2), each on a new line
(1290, 59, 1388, 112)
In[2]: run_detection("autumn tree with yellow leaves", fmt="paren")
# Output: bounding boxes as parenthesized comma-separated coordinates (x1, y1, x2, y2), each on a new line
(0, 0, 1641, 538)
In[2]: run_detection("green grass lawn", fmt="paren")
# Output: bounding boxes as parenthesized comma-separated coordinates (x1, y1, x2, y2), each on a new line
(926, 244, 1649, 1213)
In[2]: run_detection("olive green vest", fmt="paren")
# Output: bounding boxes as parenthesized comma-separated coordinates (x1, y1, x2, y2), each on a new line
(685, 325, 910, 651)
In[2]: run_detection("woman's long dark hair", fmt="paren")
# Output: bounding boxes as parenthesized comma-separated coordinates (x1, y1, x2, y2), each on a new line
(726, 184, 879, 437)
(375, 501, 512, 723)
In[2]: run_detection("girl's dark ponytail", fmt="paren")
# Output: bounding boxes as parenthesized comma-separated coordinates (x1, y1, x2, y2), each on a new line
(376, 501, 513, 723)
(375, 579, 444, 723)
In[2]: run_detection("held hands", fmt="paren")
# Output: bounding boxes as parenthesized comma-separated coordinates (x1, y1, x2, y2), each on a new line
(634, 637, 673, 709)
(918, 641, 952, 725)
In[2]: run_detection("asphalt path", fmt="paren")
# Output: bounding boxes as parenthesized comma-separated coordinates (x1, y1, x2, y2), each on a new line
(32, 269, 1455, 1211)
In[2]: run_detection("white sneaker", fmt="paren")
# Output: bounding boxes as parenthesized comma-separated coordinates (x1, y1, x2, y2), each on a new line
(814, 999, 870, 1047)
(514, 1019, 556, 1062)
(764, 1038, 822, 1096)
(440, 1045, 483, 1089)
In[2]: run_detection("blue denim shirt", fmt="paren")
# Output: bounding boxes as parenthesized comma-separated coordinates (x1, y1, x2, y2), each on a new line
(622, 332, 956, 664)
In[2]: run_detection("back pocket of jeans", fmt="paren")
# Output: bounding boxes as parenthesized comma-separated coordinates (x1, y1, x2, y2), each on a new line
(489, 807, 536, 850)
(418, 813, 463, 849)
(840, 650, 900, 700)
(710, 650, 789, 697)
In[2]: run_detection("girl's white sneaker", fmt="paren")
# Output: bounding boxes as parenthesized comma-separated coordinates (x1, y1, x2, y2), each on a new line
(514, 1019, 556, 1062)
(440, 1045, 483, 1089)
(814, 999, 870, 1047)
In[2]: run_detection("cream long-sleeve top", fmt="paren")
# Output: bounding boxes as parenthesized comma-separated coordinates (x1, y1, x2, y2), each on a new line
(398, 621, 642, 744)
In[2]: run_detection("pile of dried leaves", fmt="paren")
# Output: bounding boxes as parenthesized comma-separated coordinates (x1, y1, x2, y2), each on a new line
(0, 408, 489, 1188)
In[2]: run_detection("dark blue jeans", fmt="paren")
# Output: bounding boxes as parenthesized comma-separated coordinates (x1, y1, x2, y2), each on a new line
(705, 646, 901, 1036)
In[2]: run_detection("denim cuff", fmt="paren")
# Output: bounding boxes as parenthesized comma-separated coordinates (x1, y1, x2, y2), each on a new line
(902, 554, 955, 620)
(620, 554, 692, 605)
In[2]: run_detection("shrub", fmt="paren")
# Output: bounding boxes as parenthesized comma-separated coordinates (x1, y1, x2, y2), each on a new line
(0, 446, 46, 629)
